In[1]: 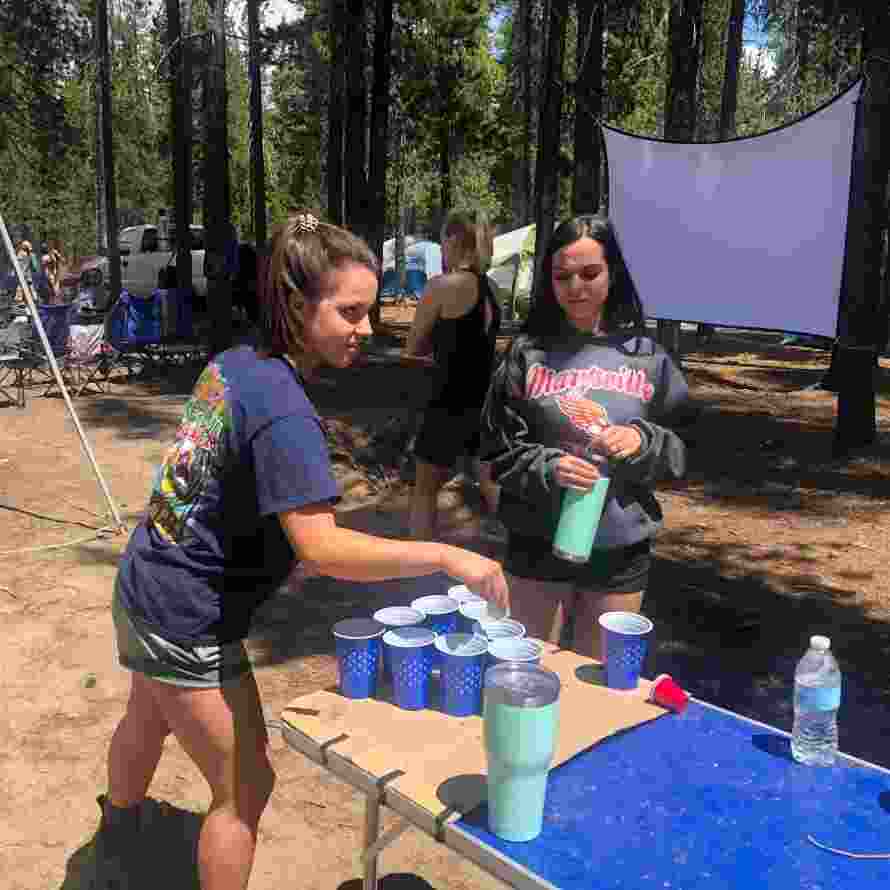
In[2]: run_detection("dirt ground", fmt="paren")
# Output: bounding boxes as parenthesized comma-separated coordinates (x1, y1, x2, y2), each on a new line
(1, 308, 889, 890)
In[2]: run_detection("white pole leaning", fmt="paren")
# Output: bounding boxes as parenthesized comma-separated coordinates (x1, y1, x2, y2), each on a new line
(0, 212, 126, 532)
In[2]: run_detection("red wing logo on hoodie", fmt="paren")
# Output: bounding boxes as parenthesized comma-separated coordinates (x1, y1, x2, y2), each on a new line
(554, 395, 610, 438)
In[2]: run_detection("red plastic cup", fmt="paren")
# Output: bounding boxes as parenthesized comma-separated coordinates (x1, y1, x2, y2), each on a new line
(650, 674, 689, 713)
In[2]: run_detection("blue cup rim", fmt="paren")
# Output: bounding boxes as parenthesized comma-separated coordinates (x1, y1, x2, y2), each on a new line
(333, 617, 385, 640)
(487, 637, 543, 662)
(458, 599, 508, 623)
(478, 618, 526, 640)
(383, 626, 437, 648)
(598, 611, 653, 636)
(411, 595, 459, 616)
(434, 632, 488, 658)
(447, 584, 485, 604)
(373, 606, 425, 627)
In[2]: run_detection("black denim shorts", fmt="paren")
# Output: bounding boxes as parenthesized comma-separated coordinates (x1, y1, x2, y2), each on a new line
(504, 534, 651, 592)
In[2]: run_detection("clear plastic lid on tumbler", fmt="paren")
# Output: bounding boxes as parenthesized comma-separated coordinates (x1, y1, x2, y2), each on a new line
(483, 662, 561, 708)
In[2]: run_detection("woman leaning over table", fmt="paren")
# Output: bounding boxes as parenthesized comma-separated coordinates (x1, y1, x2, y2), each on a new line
(481, 215, 691, 660)
(402, 212, 502, 541)
(94, 212, 509, 890)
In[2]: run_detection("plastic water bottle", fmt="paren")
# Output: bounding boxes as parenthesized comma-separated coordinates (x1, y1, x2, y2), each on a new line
(791, 635, 841, 765)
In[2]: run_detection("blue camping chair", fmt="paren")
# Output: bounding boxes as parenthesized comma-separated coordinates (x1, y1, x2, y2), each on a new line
(76, 289, 206, 395)
(404, 269, 427, 300)
(380, 270, 401, 301)
(25, 303, 77, 397)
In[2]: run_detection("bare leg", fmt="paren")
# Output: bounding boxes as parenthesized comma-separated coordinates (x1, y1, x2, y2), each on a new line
(410, 458, 451, 540)
(505, 573, 575, 646)
(572, 589, 645, 662)
(107, 672, 171, 807)
(142, 671, 276, 890)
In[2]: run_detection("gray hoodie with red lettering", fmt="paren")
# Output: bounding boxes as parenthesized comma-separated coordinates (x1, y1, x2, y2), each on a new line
(481, 329, 691, 549)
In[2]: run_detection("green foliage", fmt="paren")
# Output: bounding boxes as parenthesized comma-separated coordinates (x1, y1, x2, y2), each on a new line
(0, 0, 874, 268)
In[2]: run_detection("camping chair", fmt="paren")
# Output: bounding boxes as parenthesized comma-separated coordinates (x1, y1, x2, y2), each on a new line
(22, 302, 78, 397)
(404, 269, 427, 301)
(76, 289, 207, 395)
(0, 281, 26, 407)
(379, 270, 401, 303)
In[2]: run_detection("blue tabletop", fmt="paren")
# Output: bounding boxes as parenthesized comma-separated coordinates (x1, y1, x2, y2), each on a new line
(456, 701, 890, 890)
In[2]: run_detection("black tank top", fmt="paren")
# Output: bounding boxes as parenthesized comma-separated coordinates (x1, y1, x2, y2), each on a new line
(428, 273, 502, 411)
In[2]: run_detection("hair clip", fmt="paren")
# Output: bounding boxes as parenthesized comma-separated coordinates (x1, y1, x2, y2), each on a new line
(294, 212, 319, 234)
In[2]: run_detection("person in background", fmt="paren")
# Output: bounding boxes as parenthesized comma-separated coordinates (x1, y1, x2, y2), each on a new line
(95, 212, 509, 890)
(482, 215, 690, 659)
(41, 242, 65, 303)
(14, 240, 39, 300)
(403, 212, 503, 542)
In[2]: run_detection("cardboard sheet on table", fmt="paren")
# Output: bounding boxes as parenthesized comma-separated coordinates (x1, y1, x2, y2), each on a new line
(281, 645, 666, 821)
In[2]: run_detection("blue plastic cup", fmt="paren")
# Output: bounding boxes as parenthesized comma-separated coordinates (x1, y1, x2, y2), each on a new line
(373, 606, 425, 679)
(384, 626, 437, 710)
(487, 637, 543, 665)
(458, 598, 508, 635)
(435, 633, 490, 716)
(411, 595, 460, 664)
(332, 618, 385, 699)
(477, 618, 526, 642)
(598, 611, 654, 690)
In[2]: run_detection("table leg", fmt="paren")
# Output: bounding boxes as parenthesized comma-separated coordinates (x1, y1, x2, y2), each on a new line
(363, 790, 381, 890)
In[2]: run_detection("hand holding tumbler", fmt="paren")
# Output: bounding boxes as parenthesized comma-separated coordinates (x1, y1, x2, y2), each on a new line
(483, 663, 561, 842)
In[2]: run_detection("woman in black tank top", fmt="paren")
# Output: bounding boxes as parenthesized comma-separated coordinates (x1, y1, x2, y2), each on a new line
(404, 214, 502, 541)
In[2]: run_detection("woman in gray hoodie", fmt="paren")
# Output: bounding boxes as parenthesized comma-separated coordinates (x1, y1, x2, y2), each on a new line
(482, 215, 691, 659)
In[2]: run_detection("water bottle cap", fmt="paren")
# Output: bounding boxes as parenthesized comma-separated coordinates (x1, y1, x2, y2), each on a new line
(810, 635, 831, 650)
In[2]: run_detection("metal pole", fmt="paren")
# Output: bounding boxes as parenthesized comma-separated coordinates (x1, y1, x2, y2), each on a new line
(0, 212, 126, 531)
(362, 791, 381, 890)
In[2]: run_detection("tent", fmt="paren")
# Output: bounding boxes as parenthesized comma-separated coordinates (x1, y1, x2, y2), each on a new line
(488, 224, 536, 308)
(491, 224, 535, 268)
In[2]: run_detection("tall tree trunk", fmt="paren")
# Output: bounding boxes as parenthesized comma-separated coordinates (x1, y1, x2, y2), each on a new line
(832, 10, 890, 455)
(796, 1, 815, 80)
(532, 0, 568, 296)
(572, 0, 603, 214)
(327, 0, 346, 225)
(718, 0, 745, 139)
(247, 0, 267, 248)
(439, 123, 451, 224)
(366, 0, 393, 331)
(512, 0, 534, 224)
(664, 0, 703, 141)
(344, 0, 368, 238)
(166, 0, 193, 294)
(661, 0, 703, 358)
(96, 0, 120, 303)
(94, 74, 107, 255)
(204, 0, 232, 356)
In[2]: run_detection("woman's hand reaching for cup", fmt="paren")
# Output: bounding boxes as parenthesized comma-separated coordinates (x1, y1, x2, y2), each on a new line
(553, 454, 602, 491)
(440, 546, 509, 612)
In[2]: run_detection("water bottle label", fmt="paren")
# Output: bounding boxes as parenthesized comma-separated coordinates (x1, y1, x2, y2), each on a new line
(797, 684, 841, 711)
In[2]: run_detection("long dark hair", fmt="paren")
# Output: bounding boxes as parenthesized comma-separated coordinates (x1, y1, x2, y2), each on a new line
(523, 215, 644, 337)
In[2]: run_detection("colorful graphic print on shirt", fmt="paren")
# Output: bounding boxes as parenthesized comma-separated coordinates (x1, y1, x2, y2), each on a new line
(526, 362, 654, 462)
(147, 362, 232, 544)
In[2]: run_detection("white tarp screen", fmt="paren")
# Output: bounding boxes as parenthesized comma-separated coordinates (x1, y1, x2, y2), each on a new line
(602, 81, 861, 336)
